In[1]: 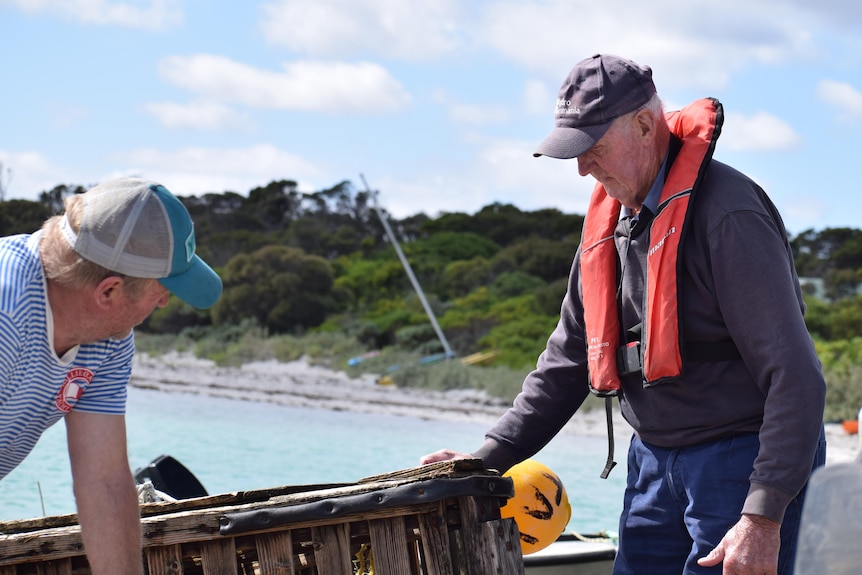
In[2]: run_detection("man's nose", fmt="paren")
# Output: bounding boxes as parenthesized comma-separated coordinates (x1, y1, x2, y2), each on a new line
(577, 155, 593, 177)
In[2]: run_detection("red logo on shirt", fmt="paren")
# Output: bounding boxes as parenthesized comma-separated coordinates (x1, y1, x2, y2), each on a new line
(56, 368, 94, 413)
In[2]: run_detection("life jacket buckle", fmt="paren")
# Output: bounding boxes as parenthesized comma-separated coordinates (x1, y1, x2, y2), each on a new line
(616, 341, 642, 376)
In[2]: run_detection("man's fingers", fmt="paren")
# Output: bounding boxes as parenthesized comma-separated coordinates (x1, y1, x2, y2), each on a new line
(696, 545, 724, 567)
(419, 449, 469, 465)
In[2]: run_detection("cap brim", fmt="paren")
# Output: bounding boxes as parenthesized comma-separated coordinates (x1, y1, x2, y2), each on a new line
(159, 255, 223, 309)
(533, 123, 613, 159)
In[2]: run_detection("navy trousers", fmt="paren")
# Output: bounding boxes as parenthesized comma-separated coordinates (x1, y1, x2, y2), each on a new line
(613, 430, 826, 575)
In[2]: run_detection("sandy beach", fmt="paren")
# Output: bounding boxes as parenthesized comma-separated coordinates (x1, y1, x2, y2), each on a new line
(131, 352, 861, 465)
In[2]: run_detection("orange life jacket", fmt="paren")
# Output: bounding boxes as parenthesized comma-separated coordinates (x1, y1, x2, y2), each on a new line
(581, 98, 723, 395)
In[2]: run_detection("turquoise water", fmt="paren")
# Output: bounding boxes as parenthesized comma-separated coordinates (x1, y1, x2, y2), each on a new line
(0, 387, 626, 533)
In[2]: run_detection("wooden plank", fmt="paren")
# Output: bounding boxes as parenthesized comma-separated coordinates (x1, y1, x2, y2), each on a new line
(479, 518, 524, 575)
(0, 503, 440, 566)
(456, 495, 512, 575)
(0, 525, 84, 567)
(358, 459, 486, 483)
(0, 464, 495, 537)
(457, 495, 485, 575)
(145, 543, 184, 575)
(417, 502, 453, 575)
(255, 531, 295, 574)
(0, 567, 15, 575)
(199, 539, 238, 575)
(311, 524, 352, 575)
(35, 558, 73, 575)
(367, 516, 412, 575)
(139, 502, 439, 547)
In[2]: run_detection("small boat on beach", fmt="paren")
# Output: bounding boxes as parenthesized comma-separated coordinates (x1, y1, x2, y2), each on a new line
(524, 533, 616, 575)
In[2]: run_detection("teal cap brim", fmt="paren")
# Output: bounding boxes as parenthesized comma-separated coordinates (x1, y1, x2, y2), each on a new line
(158, 254, 223, 309)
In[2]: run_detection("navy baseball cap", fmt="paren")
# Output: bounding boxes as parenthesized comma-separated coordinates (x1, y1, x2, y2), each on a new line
(534, 54, 656, 159)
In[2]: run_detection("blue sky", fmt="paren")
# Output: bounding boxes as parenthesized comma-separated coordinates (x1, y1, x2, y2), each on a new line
(1, 0, 860, 235)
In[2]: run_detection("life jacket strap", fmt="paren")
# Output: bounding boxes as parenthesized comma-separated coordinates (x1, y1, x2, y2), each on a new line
(599, 396, 618, 479)
(615, 339, 741, 377)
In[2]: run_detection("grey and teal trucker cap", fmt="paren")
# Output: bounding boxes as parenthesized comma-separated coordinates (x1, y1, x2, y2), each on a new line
(59, 177, 222, 309)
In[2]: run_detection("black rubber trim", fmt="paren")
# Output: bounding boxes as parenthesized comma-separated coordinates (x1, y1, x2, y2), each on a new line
(219, 475, 513, 535)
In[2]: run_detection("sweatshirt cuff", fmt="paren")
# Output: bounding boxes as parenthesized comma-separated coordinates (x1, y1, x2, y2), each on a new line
(742, 481, 795, 523)
(471, 438, 519, 475)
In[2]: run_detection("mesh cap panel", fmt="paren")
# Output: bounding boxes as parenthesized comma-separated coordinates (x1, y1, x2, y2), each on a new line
(73, 180, 174, 277)
(60, 177, 223, 308)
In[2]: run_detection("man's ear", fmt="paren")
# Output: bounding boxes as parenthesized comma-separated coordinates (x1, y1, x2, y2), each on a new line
(633, 109, 657, 143)
(94, 276, 125, 309)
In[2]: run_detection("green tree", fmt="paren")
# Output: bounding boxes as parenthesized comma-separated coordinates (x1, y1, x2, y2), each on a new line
(492, 237, 578, 282)
(0, 199, 53, 235)
(214, 245, 339, 333)
(490, 271, 545, 298)
(425, 203, 583, 247)
(39, 184, 87, 214)
(334, 256, 409, 308)
(825, 295, 862, 340)
(244, 180, 302, 229)
(824, 268, 862, 301)
(407, 231, 499, 264)
(144, 298, 213, 334)
(792, 227, 862, 278)
(441, 257, 494, 299)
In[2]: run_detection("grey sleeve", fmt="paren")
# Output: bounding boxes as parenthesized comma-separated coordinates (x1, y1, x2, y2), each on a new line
(476, 250, 592, 473)
(708, 206, 825, 522)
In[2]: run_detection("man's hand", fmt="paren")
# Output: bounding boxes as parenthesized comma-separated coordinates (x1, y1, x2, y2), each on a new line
(419, 449, 472, 465)
(697, 514, 781, 575)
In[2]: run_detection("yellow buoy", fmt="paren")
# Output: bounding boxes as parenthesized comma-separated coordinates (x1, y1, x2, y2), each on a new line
(500, 459, 572, 555)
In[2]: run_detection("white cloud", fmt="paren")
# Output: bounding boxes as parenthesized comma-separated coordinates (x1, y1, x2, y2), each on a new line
(475, 138, 594, 212)
(380, 137, 593, 219)
(777, 193, 830, 233)
(259, 0, 462, 60)
(5, 0, 182, 30)
(157, 55, 411, 114)
(721, 112, 802, 151)
(114, 144, 326, 196)
(145, 100, 252, 131)
(433, 90, 510, 125)
(818, 79, 862, 120)
(0, 145, 327, 203)
(0, 150, 78, 202)
(477, 0, 824, 87)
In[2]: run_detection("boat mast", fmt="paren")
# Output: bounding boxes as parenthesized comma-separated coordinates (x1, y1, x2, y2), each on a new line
(360, 174, 454, 359)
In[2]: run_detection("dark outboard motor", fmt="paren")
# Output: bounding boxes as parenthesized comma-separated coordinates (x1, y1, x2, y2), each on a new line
(134, 454, 208, 500)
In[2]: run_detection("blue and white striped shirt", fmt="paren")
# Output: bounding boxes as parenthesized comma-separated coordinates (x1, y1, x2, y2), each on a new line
(0, 233, 133, 479)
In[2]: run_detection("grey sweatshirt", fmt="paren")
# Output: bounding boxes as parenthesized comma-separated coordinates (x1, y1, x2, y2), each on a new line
(475, 158, 826, 524)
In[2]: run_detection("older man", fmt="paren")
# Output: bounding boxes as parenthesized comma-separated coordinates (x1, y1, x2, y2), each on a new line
(422, 54, 825, 575)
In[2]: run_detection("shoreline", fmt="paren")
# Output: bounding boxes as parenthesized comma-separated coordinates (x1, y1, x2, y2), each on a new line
(131, 352, 860, 465)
